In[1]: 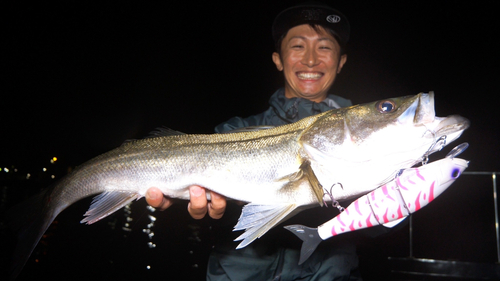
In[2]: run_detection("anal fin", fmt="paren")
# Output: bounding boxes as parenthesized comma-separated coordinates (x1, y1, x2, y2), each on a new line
(233, 203, 297, 249)
(81, 191, 141, 224)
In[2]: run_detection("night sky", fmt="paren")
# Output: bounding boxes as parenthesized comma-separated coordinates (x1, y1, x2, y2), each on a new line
(2, 1, 500, 279)
(3, 1, 498, 170)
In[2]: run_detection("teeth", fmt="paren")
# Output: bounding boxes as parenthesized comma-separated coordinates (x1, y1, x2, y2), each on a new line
(297, 72, 322, 79)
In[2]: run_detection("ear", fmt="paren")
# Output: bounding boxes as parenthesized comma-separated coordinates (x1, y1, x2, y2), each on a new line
(337, 54, 347, 74)
(272, 52, 284, 71)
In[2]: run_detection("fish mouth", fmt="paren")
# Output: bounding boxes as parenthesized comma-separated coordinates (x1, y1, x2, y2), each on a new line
(398, 92, 470, 137)
(421, 114, 470, 156)
(411, 91, 470, 136)
(432, 115, 470, 140)
(397, 92, 436, 125)
(390, 91, 469, 159)
(296, 72, 323, 80)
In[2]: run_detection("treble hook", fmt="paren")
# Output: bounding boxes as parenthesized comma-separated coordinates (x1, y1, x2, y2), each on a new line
(422, 135, 447, 165)
(323, 182, 345, 212)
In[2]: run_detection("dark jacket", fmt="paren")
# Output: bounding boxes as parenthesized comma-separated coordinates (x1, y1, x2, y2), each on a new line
(215, 88, 352, 133)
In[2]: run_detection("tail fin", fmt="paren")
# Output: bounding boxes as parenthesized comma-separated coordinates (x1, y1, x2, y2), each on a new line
(6, 188, 57, 280)
(283, 224, 322, 265)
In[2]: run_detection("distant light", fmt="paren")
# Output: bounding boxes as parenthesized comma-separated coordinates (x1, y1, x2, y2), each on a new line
(42, 168, 47, 172)
(26, 173, 31, 179)
(50, 157, 58, 164)
(51, 175, 55, 179)
(4, 168, 9, 173)
(146, 265, 151, 270)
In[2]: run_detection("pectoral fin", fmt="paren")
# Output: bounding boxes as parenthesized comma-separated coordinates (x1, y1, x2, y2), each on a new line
(81, 191, 141, 224)
(233, 203, 297, 249)
(276, 159, 324, 206)
(299, 159, 324, 206)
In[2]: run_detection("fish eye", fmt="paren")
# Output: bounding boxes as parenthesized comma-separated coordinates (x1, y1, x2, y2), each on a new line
(451, 168, 460, 179)
(376, 100, 397, 113)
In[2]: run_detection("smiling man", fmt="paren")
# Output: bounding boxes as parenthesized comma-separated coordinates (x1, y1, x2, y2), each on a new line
(273, 24, 347, 103)
(146, 2, 358, 280)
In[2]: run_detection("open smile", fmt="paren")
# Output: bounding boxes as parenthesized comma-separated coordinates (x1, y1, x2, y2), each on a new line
(296, 72, 323, 80)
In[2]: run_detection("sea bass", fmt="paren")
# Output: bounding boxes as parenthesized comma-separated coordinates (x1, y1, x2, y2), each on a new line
(285, 143, 470, 264)
(10, 92, 469, 278)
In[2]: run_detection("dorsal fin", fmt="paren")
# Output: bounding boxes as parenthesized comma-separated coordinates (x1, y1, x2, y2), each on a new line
(147, 127, 186, 138)
(121, 127, 186, 145)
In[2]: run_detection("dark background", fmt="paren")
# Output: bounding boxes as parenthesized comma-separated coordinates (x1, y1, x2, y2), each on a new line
(2, 1, 499, 280)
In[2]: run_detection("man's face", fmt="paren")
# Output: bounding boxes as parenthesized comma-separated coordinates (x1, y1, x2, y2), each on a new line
(272, 24, 347, 102)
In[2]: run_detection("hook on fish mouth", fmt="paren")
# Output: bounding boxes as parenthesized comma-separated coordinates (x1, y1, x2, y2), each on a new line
(421, 135, 447, 165)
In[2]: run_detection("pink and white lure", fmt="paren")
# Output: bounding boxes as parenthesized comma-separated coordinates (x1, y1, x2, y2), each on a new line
(285, 143, 469, 264)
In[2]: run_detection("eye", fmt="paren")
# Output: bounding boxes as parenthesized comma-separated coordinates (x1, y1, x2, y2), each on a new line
(451, 168, 461, 179)
(376, 100, 397, 113)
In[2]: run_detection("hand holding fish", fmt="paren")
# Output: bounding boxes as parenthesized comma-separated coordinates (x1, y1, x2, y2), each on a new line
(145, 186, 226, 219)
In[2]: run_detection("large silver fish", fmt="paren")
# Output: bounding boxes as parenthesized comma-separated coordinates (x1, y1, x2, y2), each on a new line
(9, 92, 468, 278)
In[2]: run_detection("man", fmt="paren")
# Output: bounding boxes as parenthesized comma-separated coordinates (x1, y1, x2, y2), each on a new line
(146, 2, 359, 280)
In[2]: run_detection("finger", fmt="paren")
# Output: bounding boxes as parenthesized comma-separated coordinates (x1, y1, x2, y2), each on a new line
(188, 185, 208, 219)
(146, 187, 173, 211)
(208, 191, 226, 219)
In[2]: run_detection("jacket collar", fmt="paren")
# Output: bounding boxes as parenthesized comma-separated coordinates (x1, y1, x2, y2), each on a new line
(268, 88, 342, 123)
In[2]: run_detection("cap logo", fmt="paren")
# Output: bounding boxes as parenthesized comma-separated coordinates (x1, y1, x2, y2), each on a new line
(326, 15, 341, 23)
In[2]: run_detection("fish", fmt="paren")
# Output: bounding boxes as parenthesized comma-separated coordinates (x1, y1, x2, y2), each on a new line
(285, 143, 470, 264)
(8, 92, 469, 279)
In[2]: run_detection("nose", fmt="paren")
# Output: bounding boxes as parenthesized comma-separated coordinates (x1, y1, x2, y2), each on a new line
(301, 48, 319, 67)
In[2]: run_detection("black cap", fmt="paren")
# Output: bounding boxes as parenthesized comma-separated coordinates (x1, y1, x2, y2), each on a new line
(272, 2, 350, 47)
